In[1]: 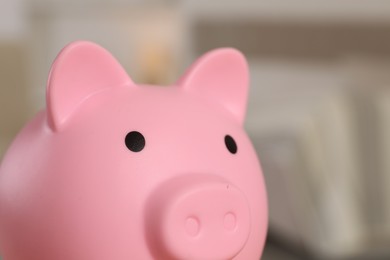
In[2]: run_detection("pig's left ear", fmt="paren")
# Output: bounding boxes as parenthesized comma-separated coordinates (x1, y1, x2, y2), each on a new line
(46, 41, 133, 131)
(178, 48, 249, 124)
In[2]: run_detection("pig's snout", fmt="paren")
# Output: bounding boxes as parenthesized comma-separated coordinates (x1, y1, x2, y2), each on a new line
(145, 175, 251, 260)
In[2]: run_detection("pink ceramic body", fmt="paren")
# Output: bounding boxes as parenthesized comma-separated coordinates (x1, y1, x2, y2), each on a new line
(0, 42, 268, 260)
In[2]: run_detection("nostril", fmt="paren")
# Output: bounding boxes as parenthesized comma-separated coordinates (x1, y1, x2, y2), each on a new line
(224, 212, 237, 231)
(185, 216, 201, 237)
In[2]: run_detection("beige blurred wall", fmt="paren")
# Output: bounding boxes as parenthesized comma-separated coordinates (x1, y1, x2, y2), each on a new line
(0, 42, 29, 159)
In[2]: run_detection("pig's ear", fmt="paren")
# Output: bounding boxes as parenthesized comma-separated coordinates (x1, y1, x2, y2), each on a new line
(178, 48, 249, 124)
(46, 41, 133, 131)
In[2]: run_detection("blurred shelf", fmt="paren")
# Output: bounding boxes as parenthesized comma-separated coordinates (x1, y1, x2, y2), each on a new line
(184, 0, 390, 23)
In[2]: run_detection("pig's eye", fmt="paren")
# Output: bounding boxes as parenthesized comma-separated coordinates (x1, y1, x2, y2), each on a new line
(125, 131, 145, 152)
(225, 135, 237, 154)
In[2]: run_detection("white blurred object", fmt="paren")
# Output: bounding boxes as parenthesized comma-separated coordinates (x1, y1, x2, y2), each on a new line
(27, 2, 185, 110)
(343, 59, 390, 243)
(245, 60, 364, 258)
(377, 91, 390, 238)
(0, 0, 26, 40)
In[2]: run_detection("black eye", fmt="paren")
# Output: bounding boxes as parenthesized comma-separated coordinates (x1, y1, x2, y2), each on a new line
(225, 135, 237, 154)
(125, 131, 145, 152)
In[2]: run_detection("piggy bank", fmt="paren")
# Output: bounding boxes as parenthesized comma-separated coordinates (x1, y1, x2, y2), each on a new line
(0, 41, 268, 260)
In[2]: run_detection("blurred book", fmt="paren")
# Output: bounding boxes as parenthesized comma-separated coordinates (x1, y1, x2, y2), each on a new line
(344, 59, 390, 251)
(246, 60, 363, 258)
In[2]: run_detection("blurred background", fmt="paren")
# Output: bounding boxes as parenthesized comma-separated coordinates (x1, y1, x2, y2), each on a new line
(2, 0, 390, 259)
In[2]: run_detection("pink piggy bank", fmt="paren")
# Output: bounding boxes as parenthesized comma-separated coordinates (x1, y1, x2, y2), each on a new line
(0, 41, 268, 260)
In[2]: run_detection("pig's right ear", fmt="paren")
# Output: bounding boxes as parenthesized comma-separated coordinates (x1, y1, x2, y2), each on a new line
(46, 41, 133, 131)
